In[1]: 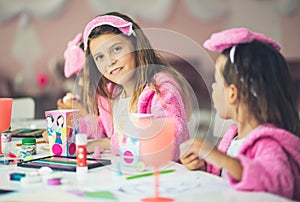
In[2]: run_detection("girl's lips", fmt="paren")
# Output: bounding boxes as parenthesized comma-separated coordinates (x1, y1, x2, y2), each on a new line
(110, 67, 123, 75)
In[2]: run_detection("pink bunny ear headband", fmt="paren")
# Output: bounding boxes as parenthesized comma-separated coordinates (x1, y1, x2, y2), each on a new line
(83, 15, 135, 51)
(64, 15, 135, 78)
(64, 33, 85, 78)
(203, 28, 281, 63)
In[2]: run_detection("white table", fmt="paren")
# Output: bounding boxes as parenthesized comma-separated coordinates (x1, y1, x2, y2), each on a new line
(0, 119, 295, 202)
(0, 152, 295, 202)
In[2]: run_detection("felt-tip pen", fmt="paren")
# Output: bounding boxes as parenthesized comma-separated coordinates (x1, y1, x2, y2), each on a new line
(126, 169, 175, 180)
(16, 140, 47, 147)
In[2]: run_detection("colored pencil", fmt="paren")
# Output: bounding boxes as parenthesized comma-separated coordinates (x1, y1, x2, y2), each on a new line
(126, 169, 175, 180)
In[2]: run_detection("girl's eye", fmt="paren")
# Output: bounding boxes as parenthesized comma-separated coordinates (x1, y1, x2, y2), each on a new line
(112, 46, 122, 53)
(95, 54, 104, 61)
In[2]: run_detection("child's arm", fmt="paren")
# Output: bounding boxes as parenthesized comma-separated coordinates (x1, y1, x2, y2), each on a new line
(87, 138, 111, 153)
(180, 139, 206, 170)
(204, 147, 243, 181)
(180, 139, 243, 181)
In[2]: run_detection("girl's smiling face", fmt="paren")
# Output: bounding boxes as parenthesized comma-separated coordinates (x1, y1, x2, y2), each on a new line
(89, 33, 136, 86)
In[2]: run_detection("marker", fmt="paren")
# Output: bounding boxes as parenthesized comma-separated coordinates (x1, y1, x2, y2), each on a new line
(126, 169, 175, 180)
(76, 134, 88, 174)
(10, 172, 26, 181)
(16, 140, 47, 147)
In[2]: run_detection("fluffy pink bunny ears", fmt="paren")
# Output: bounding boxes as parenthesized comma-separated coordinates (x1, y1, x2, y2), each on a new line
(83, 15, 135, 51)
(203, 27, 281, 52)
(63, 15, 135, 78)
(64, 33, 85, 78)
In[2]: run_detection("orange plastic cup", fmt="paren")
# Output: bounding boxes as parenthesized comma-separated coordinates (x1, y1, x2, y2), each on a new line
(0, 98, 13, 154)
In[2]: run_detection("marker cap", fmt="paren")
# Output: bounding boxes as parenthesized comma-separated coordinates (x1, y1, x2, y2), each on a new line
(76, 166, 88, 174)
(76, 134, 87, 146)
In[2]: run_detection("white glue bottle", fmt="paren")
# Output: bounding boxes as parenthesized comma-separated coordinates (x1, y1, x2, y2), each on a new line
(76, 134, 88, 174)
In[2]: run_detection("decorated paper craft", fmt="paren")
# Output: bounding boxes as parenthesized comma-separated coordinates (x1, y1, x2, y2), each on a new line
(45, 110, 78, 157)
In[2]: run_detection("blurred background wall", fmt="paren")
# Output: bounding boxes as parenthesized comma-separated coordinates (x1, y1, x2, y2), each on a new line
(0, 0, 299, 118)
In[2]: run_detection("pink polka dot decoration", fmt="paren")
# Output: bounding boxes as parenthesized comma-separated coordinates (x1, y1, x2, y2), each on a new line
(68, 128, 73, 139)
(123, 150, 134, 164)
(52, 144, 63, 156)
(69, 142, 76, 155)
(77, 147, 86, 166)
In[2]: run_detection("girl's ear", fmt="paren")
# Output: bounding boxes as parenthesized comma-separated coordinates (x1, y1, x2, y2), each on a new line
(228, 84, 238, 104)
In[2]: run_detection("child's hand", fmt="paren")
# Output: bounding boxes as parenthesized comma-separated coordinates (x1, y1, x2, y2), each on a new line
(57, 98, 71, 109)
(180, 139, 206, 170)
(42, 130, 49, 143)
(87, 138, 111, 153)
(57, 93, 88, 117)
(62, 92, 80, 103)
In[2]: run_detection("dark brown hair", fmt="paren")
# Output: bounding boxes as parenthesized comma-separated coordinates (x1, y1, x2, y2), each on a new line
(221, 40, 300, 136)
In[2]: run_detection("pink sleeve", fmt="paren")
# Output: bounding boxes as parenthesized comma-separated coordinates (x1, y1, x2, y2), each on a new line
(79, 115, 106, 139)
(96, 95, 119, 154)
(226, 139, 294, 199)
(138, 74, 190, 161)
(110, 133, 120, 156)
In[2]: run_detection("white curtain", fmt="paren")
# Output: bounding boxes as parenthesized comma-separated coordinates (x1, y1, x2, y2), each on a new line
(0, 0, 66, 22)
(88, 0, 173, 23)
(0, 0, 66, 95)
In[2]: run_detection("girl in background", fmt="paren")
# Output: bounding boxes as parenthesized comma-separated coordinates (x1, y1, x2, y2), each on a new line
(42, 33, 86, 142)
(57, 33, 86, 117)
(180, 28, 300, 200)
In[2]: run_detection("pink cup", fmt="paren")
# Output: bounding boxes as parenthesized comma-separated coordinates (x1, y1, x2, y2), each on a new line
(0, 98, 13, 154)
(0, 98, 12, 132)
(139, 118, 176, 169)
(129, 113, 154, 129)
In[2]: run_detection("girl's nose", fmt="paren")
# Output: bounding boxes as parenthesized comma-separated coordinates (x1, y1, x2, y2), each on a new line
(108, 55, 117, 67)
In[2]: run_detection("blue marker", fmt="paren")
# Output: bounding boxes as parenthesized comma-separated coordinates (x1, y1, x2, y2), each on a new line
(10, 172, 26, 181)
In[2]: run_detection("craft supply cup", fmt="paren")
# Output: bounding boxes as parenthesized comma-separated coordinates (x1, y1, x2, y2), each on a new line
(0, 98, 12, 132)
(0, 98, 13, 154)
(129, 113, 154, 129)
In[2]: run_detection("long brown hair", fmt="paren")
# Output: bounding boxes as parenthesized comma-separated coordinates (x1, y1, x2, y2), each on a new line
(221, 40, 300, 136)
(82, 12, 192, 119)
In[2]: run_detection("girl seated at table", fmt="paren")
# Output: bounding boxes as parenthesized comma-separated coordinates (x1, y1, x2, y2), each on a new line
(180, 28, 300, 200)
(70, 12, 191, 161)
